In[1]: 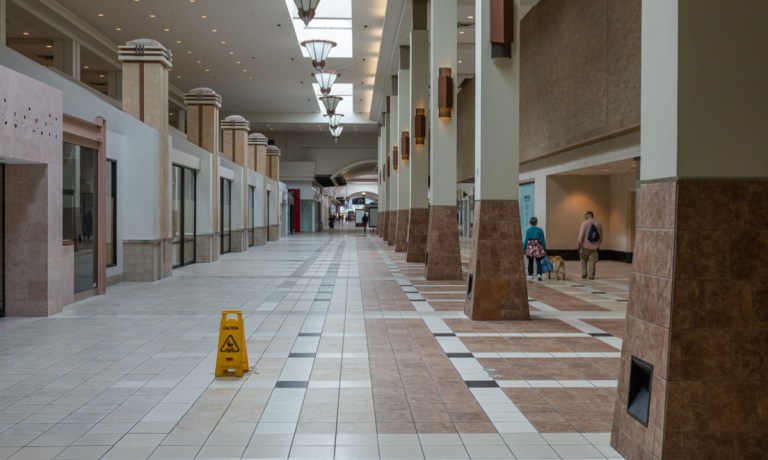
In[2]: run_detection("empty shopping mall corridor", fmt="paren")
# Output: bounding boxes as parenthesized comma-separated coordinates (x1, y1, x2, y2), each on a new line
(0, 230, 627, 459)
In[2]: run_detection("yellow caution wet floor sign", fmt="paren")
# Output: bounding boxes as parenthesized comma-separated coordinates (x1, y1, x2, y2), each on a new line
(215, 310, 249, 377)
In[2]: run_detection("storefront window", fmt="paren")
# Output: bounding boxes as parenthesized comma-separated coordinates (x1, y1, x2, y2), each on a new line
(106, 160, 117, 267)
(63, 142, 98, 293)
(248, 185, 255, 247)
(172, 165, 196, 267)
(221, 178, 232, 254)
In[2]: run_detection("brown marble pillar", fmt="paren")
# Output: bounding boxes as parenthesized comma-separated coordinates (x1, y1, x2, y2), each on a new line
(247, 133, 268, 246)
(464, 200, 529, 321)
(612, 180, 768, 459)
(425, 206, 463, 280)
(394, 210, 409, 252)
(387, 209, 397, 246)
(379, 211, 387, 239)
(221, 115, 250, 253)
(406, 208, 429, 262)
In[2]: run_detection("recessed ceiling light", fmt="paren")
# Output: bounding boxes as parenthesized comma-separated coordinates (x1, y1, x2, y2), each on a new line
(45, 44, 52, 48)
(22, 32, 29, 36)
(99, 74, 105, 78)
(115, 27, 122, 31)
(201, 15, 207, 19)
(149, 13, 156, 18)
(176, 40, 182, 44)
(459, 31, 464, 34)
(235, 60, 240, 64)
(97, 13, 104, 17)
(177, 75, 182, 79)
(242, 69, 247, 72)
(228, 51, 234, 55)
(205, 68, 210, 72)
(467, 15, 474, 19)
(211, 29, 218, 32)
(458, 60, 463, 63)
(83, 65, 90, 69)
(248, 76, 253, 79)
(187, 51, 192, 54)
(196, 60, 202, 64)
(164, 28, 170, 32)
(220, 41, 226, 44)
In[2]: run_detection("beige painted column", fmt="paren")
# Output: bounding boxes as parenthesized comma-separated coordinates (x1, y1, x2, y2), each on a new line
(118, 39, 173, 280)
(266, 145, 281, 241)
(378, 127, 387, 238)
(612, 1, 768, 458)
(184, 87, 222, 262)
(465, 0, 528, 320)
(394, 47, 411, 253)
(426, 0, 462, 280)
(247, 133, 269, 246)
(221, 115, 250, 253)
(387, 93, 398, 246)
(406, 0, 429, 263)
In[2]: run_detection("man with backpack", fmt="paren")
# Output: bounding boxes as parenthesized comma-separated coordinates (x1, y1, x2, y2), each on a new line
(577, 211, 603, 280)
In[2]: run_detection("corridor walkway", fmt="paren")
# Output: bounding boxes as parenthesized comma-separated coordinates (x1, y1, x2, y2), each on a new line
(0, 230, 626, 459)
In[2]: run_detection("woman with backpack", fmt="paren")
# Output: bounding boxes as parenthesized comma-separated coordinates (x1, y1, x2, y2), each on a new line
(577, 211, 603, 279)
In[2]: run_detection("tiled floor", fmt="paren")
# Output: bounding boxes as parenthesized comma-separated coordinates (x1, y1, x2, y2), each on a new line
(0, 229, 628, 459)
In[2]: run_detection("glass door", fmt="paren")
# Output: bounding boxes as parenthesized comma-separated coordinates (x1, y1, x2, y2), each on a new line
(172, 165, 197, 267)
(248, 185, 255, 247)
(220, 178, 232, 253)
(63, 142, 98, 293)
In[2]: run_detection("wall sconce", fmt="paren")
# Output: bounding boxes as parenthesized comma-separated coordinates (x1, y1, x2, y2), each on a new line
(490, 0, 514, 59)
(401, 131, 410, 161)
(293, 0, 321, 27)
(301, 39, 337, 70)
(414, 108, 425, 144)
(392, 147, 398, 170)
(438, 68, 453, 118)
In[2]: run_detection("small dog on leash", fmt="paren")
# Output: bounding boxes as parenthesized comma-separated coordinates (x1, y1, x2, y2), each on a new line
(548, 256, 566, 280)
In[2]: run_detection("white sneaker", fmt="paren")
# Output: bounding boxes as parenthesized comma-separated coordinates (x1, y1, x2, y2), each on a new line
(527, 275, 533, 280)
(537, 275, 542, 281)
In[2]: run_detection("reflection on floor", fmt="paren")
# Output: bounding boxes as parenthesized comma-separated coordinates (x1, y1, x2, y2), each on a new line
(0, 229, 626, 459)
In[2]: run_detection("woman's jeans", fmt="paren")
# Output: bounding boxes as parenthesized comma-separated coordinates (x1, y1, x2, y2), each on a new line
(527, 256, 543, 276)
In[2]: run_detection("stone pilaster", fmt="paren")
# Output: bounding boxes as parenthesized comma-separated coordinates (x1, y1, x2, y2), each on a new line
(266, 145, 281, 241)
(184, 87, 222, 262)
(221, 115, 250, 253)
(387, 210, 397, 246)
(248, 133, 268, 246)
(406, 208, 428, 263)
(380, 211, 388, 240)
(118, 39, 173, 280)
(612, 180, 768, 459)
(394, 210, 409, 253)
(267, 145, 281, 181)
(465, 200, 528, 321)
(425, 206, 463, 280)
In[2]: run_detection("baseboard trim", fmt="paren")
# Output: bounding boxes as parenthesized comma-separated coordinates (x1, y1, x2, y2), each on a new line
(546, 249, 633, 263)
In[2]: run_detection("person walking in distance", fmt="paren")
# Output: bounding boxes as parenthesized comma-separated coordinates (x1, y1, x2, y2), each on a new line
(523, 217, 547, 281)
(577, 211, 603, 279)
(361, 213, 369, 233)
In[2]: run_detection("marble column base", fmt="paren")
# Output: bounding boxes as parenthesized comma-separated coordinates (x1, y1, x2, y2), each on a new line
(612, 180, 768, 460)
(268, 225, 279, 241)
(387, 209, 398, 246)
(425, 205, 463, 280)
(195, 233, 220, 263)
(464, 200, 529, 321)
(395, 209, 410, 253)
(254, 227, 267, 246)
(123, 238, 173, 282)
(230, 229, 247, 253)
(406, 208, 429, 263)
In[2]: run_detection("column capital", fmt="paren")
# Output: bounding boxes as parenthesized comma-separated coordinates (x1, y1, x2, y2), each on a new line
(184, 87, 222, 108)
(248, 132, 269, 146)
(118, 39, 172, 68)
(221, 115, 250, 132)
(266, 145, 281, 157)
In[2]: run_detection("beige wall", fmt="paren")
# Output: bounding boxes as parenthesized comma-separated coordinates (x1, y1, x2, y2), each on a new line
(546, 175, 610, 251)
(456, 78, 475, 183)
(606, 171, 637, 252)
(520, 0, 640, 162)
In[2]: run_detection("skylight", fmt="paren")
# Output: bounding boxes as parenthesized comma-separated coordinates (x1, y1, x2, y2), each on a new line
(285, 0, 354, 58)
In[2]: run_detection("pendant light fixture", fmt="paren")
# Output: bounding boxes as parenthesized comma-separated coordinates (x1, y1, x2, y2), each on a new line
(312, 71, 340, 95)
(293, 0, 321, 27)
(324, 113, 344, 128)
(319, 95, 343, 115)
(301, 39, 336, 70)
